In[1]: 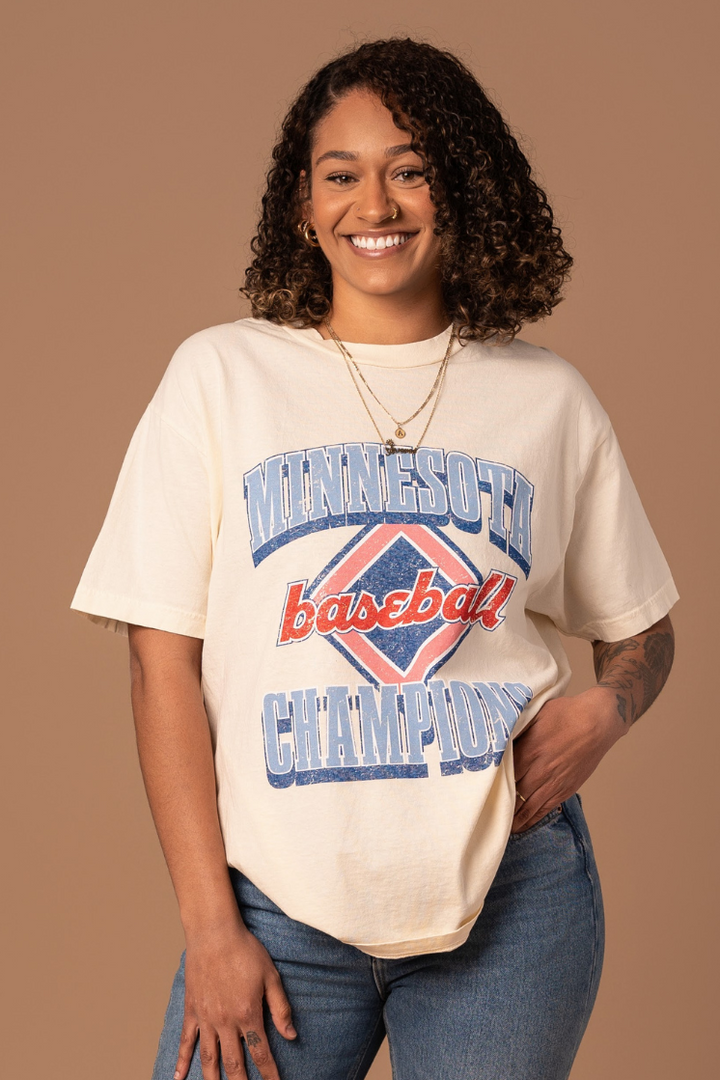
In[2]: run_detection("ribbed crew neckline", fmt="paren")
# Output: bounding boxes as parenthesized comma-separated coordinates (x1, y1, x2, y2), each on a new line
(281, 323, 462, 368)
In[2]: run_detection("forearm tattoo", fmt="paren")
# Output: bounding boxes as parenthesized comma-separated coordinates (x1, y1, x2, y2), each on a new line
(592, 616, 675, 726)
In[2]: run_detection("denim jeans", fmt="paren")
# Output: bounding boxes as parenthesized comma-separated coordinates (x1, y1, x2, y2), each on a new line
(151, 793, 604, 1080)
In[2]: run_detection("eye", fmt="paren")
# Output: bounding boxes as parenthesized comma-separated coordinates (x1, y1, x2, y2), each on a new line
(393, 168, 426, 183)
(325, 172, 357, 185)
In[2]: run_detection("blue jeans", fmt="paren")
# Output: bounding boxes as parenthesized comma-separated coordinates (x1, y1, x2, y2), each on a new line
(152, 793, 604, 1080)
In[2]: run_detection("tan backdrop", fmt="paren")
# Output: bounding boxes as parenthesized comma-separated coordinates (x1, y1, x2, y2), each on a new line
(2, 1, 717, 1077)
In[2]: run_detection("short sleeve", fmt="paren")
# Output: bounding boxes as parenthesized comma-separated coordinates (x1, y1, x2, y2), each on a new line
(70, 403, 215, 637)
(533, 427, 679, 641)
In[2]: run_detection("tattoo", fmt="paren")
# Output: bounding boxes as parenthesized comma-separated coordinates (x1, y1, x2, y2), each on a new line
(592, 617, 674, 726)
(245, 1031, 261, 1047)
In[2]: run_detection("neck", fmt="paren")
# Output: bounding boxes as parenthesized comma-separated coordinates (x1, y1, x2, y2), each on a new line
(320, 280, 448, 344)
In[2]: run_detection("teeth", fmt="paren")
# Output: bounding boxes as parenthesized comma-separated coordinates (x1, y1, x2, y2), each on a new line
(350, 233, 410, 249)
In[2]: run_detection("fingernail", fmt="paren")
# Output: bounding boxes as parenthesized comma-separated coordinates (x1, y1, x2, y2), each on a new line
(288, 1025, 297, 1037)
(174, 1072, 182, 1079)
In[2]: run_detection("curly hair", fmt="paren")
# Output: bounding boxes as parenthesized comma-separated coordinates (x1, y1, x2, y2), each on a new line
(241, 38, 572, 342)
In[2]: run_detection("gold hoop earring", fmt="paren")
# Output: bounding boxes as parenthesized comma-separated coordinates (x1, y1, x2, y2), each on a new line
(298, 220, 320, 247)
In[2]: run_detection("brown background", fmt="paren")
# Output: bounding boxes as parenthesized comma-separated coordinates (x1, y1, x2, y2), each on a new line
(2, 1, 717, 1077)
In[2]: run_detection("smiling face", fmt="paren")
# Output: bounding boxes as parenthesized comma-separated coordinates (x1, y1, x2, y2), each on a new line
(303, 89, 445, 323)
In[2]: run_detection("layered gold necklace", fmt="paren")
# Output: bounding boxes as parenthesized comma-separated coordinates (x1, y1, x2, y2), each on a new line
(324, 320, 456, 456)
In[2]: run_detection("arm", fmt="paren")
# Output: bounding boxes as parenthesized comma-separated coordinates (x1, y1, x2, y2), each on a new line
(512, 615, 675, 833)
(592, 615, 675, 727)
(128, 626, 296, 1080)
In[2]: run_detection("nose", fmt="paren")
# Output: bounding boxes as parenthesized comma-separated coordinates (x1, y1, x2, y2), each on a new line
(354, 176, 398, 223)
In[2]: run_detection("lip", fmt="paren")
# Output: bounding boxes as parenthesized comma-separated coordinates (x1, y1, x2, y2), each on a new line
(341, 231, 419, 257)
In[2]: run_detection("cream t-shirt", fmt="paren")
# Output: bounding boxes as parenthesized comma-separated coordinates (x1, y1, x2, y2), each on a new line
(71, 318, 678, 958)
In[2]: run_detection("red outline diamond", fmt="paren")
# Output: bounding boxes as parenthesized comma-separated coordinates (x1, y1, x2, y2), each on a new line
(310, 524, 480, 685)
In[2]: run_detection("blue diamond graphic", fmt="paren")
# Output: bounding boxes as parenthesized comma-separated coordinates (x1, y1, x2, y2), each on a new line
(350, 536, 454, 673)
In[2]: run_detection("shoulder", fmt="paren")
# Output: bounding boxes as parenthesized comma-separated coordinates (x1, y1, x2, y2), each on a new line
(154, 318, 294, 406)
(473, 335, 591, 390)
(481, 336, 609, 422)
(464, 336, 613, 465)
(165, 317, 292, 376)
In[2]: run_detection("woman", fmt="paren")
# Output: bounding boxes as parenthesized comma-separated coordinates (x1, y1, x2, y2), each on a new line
(72, 38, 677, 1080)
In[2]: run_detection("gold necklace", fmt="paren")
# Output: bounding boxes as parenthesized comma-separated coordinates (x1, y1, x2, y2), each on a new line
(324, 320, 456, 455)
(325, 322, 449, 438)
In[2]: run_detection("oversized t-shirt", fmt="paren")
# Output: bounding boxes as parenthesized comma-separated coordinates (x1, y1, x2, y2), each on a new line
(71, 318, 678, 958)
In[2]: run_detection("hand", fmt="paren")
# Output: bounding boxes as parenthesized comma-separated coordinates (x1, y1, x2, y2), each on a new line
(511, 686, 623, 833)
(175, 923, 297, 1080)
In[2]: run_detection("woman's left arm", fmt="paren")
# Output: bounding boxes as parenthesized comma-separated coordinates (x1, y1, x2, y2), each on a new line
(512, 615, 675, 832)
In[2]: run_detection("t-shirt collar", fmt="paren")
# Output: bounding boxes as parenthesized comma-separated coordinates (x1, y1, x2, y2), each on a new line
(281, 323, 461, 368)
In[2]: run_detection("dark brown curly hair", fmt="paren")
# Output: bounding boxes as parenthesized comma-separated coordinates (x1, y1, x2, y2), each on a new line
(241, 38, 572, 342)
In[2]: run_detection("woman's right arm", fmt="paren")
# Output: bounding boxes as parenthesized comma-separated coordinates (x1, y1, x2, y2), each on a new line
(128, 625, 297, 1080)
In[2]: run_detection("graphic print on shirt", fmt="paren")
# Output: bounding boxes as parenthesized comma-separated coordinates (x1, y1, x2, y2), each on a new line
(243, 442, 534, 787)
(278, 523, 517, 681)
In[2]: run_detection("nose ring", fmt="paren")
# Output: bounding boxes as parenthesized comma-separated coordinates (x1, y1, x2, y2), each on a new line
(354, 204, 399, 220)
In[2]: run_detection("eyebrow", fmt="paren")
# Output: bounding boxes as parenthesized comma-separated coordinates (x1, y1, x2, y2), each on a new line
(314, 143, 416, 166)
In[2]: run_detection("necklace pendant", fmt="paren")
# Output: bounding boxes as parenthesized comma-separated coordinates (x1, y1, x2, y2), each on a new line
(326, 319, 456, 462)
(384, 439, 415, 456)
